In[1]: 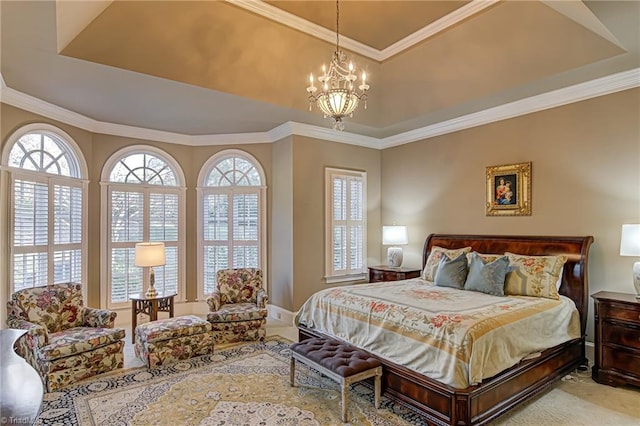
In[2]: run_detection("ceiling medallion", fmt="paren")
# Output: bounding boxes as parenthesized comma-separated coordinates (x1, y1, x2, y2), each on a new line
(305, 0, 370, 131)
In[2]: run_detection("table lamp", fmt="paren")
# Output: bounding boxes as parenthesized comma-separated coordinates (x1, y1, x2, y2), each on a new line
(620, 224, 640, 299)
(382, 225, 408, 267)
(135, 242, 166, 298)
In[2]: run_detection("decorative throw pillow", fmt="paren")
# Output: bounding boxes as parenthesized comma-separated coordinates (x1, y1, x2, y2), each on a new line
(422, 246, 472, 281)
(464, 252, 509, 296)
(504, 252, 568, 300)
(466, 252, 503, 265)
(434, 253, 469, 289)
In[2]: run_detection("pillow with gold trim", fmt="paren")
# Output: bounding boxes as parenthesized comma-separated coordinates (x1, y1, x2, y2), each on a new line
(422, 246, 472, 281)
(504, 252, 568, 300)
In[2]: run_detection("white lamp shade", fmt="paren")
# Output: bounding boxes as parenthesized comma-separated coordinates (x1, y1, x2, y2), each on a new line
(134, 242, 166, 267)
(620, 224, 640, 256)
(382, 226, 408, 245)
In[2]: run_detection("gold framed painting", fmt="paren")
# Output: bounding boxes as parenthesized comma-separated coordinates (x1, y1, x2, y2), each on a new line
(486, 162, 531, 216)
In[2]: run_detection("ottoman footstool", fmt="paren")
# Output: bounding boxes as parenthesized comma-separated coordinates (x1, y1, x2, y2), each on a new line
(290, 337, 382, 422)
(134, 315, 214, 368)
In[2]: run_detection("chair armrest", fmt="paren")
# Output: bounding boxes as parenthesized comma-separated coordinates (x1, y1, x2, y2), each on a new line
(256, 289, 269, 309)
(6, 318, 48, 349)
(207, 292, 221, 312)
(83, 307, 117, 328)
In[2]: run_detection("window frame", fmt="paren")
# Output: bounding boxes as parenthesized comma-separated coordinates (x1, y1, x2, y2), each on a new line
(0, 124, 89, 309)
(324, 167, 368, 283)
(197, 149, 267, 300)
(100, 145, 186, 309)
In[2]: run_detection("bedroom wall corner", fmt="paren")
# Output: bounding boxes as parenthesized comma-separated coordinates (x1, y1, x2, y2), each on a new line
(290, 135, 382, 311)
(270, 137, 295, 312)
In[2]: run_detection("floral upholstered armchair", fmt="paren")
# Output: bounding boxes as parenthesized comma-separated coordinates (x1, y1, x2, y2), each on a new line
(6, 283, 126, 391)
(206, 268, 269, 344)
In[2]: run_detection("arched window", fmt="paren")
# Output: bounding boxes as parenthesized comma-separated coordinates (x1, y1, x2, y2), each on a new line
(1, 124, 88, 293)
(101, 147, 185, 308)
(197, 150, 266, 299)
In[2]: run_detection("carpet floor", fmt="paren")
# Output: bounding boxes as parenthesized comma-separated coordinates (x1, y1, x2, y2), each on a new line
(34, 334, 639, 425)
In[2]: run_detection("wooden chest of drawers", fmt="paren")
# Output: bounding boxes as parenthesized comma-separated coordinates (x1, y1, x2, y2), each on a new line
(368, 266, 421, 283)
(591, 291, 640, 387)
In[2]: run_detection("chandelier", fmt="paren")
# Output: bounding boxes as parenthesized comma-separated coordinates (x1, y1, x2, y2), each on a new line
(306, 0, 370, 131)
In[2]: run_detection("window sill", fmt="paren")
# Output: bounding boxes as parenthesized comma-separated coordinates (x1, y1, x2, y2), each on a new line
(324, 273, 368, 285)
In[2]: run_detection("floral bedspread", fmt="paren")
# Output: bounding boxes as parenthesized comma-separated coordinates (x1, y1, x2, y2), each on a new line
(295, 278, 580, 388)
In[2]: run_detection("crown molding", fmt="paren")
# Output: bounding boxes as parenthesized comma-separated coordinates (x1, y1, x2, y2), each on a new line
(228, 0, 495, 62)
(1, 68, 638, 150)
(380, 68, 640, 148)
(228, 0, 380, 60)
(380, 0, 499, 60)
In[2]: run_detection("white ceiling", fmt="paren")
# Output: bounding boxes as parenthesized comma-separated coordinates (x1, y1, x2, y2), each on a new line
(1, 1, 639, 145)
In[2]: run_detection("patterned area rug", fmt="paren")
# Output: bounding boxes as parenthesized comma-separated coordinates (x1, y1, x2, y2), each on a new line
(35, 337, 640, 425)
(36, 338, 421, 425)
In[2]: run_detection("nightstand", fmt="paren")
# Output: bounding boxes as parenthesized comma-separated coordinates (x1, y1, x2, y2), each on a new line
(591, 291, 640, 388)
(368, 265, 421, 283)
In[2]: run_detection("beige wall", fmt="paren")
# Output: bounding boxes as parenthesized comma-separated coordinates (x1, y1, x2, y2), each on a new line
(290, 136, 381, 310)
(380, 88, 640, 341)
(270, 137, 294, 310)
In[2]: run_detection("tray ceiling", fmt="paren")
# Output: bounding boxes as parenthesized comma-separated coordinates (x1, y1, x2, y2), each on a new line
(1, 1, 638, 138)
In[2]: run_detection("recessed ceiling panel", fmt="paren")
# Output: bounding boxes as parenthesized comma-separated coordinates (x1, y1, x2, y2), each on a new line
(267, 1, 470, 50)
(61, 0, 382, 125)
(377, 0, 626, 126)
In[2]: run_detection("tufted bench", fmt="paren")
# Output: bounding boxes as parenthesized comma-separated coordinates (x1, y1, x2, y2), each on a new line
(289, 337, 382, 422)
(134, 315, 214, 368)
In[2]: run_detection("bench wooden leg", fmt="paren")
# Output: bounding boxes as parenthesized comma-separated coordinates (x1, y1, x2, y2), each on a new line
(341, 381, 348, 422)
(374, 369, 381, 409)
(290, 356, 295, 386)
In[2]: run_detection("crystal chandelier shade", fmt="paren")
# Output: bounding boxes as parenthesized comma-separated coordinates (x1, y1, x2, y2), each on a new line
(306, 1, 370, 131)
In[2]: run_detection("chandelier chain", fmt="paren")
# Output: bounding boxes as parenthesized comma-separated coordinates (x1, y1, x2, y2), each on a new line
(335, 0, 340, 52)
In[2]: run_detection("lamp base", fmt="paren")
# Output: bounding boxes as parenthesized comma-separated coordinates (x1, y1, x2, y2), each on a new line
(633, 261, 640, 299)
(387, 247, 403, 268)
(145, 267, 158, 299)
(145, 286, 158, 299)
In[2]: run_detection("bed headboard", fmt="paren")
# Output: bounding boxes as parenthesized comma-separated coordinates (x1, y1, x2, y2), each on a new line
(423, 234, 594, 335)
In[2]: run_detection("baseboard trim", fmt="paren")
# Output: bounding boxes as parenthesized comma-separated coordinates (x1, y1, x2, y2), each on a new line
(267, 305, 296, 326)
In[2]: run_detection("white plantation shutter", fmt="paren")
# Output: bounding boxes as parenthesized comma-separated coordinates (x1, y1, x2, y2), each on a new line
(110, 190, 143, 302)
(6, 127, 86, 293)
(104, 149, 185, 308)
(14, 179, 48, 247)
(200, 152, 265, 297)
(149, 193, 179, 295)
(202, 191, 261, 294)
(326, 168, 367, 281)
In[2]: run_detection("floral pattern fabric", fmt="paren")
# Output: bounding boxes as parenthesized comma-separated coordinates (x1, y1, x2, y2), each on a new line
(6, 283, 125, 391)
(134, 315, 214, 368)
(214, 268, 266, 305)
(208, 319, 266, 345)
(504, 253, 568, 300)
(207, 303, 268, 323)
(206, 268, 268, 344)
(296, 278, 580, 388)
(422, 246, 472, 281)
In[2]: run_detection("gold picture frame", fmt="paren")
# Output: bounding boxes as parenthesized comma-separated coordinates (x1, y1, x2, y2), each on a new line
(486, 162, 531, 216)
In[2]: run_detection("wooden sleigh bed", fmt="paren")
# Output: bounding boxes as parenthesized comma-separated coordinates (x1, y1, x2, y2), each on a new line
(298, 234, 594, 425)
